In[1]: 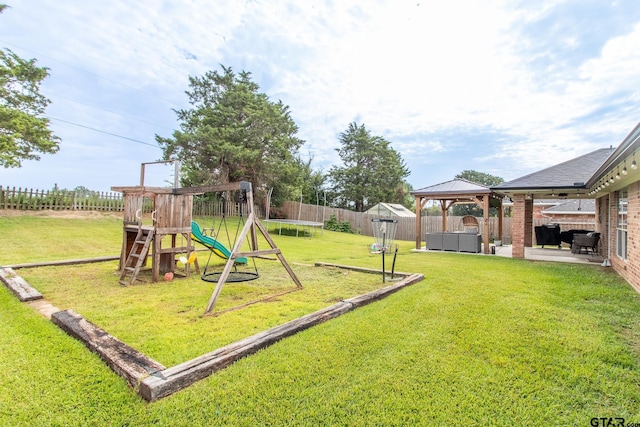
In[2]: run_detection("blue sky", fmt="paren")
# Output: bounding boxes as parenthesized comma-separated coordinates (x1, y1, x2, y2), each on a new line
(2, 0, 640, 192)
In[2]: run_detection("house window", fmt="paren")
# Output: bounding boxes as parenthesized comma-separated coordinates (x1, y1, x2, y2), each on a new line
(617, 188, 628, 260)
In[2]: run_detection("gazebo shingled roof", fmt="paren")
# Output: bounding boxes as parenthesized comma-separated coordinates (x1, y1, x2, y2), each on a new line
(412, 178, 495, 197)
(410, 178, 505, 254)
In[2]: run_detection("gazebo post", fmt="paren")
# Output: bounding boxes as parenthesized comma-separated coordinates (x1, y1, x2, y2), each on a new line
(498, 201, 503, 242)
(483, 195, 490, 254)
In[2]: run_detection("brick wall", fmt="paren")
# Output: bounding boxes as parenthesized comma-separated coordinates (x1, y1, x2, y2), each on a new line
(533, 205, 552, 219)
(542, 213, 595, 225)
(612, 182, 640, 292)
(595, 196, 608, 258)
(512, 195, 533, 258)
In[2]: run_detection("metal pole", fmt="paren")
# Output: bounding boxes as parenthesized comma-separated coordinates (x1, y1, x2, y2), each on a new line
(382, 231, 386, 283)
(390, 245, 398, 280)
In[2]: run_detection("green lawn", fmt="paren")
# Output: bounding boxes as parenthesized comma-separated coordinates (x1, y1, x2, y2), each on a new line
(1, 212, 640, 426)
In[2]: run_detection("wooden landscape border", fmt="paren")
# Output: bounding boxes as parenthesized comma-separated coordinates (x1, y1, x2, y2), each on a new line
(0, 267, 43, 302)
(1, 263, 424, 402)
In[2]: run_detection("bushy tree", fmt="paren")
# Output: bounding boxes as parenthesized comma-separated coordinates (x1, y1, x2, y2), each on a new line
(451, 170, 504, 216)
(327, 122, 409, 212)
(0, 4, 60, 168)
(156, 65, 305, 205)
(456, 170, 504, 187)
(267, 156, 325, 213)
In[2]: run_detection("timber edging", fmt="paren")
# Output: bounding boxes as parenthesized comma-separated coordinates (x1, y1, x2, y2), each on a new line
(2, 261, 424, 402)
(51, 309, 166, 390)
(6, 256, 120, 270)
(0, 267, 43, 301)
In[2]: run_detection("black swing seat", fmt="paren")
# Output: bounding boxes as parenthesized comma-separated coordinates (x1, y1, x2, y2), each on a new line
(201, 270, 259, 283)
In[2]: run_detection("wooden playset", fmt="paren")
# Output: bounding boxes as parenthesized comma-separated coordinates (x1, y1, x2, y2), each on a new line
(112, 167, 301, 314)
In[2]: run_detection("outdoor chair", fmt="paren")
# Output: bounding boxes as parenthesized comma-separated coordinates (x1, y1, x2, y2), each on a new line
(571, 232, 600, 255)
(560, 229, 593, 247)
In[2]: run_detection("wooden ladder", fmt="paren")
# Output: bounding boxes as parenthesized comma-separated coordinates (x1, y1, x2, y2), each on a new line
(119, 228, 154, 286)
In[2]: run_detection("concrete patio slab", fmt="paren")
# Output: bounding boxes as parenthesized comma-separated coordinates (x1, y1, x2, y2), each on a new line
(413, 245, 607, 265)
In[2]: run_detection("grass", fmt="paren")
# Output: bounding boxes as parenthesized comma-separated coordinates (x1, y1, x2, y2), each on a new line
(2, 212, 640, 425)
(22, 261, 388, 365)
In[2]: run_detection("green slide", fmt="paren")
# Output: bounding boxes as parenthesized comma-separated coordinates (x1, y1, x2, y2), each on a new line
(191, 221, 247, 264)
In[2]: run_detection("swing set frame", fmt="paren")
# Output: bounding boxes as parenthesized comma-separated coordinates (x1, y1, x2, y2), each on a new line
(176, 181, 303, 314)
(194, 191, 259, 284)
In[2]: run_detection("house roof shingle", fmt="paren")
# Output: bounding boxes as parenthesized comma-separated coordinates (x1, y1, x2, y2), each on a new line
(543, 198, 595, 214)
(492, 148, 613, 192)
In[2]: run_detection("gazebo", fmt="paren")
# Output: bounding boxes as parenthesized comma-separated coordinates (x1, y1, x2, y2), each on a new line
(411, 179, 505, 254)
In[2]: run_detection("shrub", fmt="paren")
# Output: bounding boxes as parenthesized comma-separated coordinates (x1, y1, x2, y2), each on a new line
(324, 214, 354, 233)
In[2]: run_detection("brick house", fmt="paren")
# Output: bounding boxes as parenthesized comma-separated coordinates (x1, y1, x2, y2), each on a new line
(541, 199, 596, 227)
(502, 198, 595, 221)
(493, 122, 640, 292)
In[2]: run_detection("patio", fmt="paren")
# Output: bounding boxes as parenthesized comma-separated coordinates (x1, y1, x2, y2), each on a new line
(494, 245, 606, 264)
(415, 244, 606, 265)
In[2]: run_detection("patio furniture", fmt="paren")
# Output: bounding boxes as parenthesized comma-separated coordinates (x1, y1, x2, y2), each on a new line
(571, 232, 600, 254)
(560, 229, 593, 247)
(443, 233, 459, 251)
(534, 223, 561, 248)
(426, 232, 444, 250)
(458, 233, 482, 253)
(425, 232, 481, 253)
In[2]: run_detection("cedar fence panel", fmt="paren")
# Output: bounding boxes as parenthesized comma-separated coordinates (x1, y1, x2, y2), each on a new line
(278, 201, 513, 243)
(279, 201, 598, 245)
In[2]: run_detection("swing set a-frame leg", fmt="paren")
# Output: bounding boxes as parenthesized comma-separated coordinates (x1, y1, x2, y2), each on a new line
(204, 255, 237, 314)
(254, 216, 302, 289)
(203, 212, 302, 315)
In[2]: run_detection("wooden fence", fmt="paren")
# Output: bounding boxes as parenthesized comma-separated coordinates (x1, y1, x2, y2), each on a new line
(0, 186, 265, 217)
(1, 186, 595, 244)
(0, 186, 125, 212)
(279, 201, 597, 244)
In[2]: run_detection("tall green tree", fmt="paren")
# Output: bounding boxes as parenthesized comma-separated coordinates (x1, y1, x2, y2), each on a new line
(0, 4, 60, 168)
(327, 122, 409, 212)
(156, 65, 305, 205)
(451, 170, 504, 216)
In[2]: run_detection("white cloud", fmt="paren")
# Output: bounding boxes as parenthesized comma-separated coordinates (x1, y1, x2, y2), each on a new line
(2, 0, 640, 190)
